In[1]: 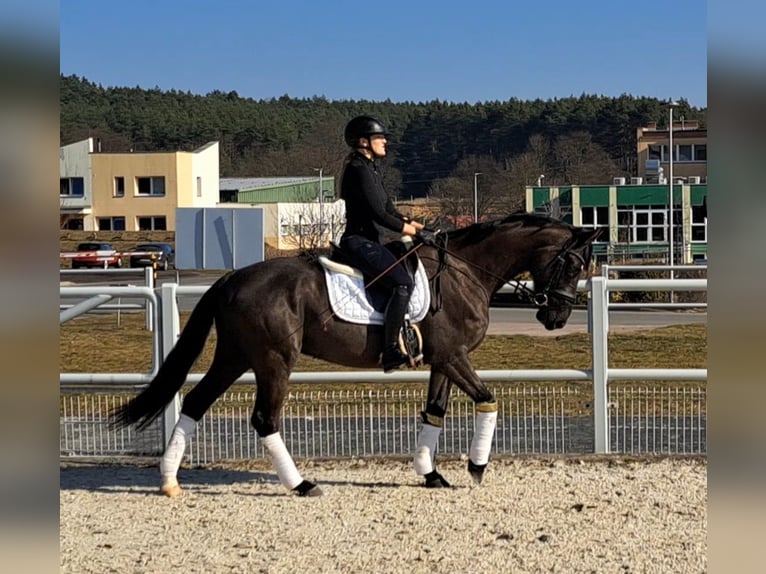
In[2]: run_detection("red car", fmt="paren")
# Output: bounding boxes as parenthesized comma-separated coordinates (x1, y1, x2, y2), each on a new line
(71, 242, 123, 269)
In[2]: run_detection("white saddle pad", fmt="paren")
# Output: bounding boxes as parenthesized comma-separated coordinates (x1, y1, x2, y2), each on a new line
(322, 260, 431, 325)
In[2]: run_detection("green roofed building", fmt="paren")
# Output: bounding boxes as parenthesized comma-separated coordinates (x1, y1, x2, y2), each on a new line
(525, 182, 707, 264)
(219, 177, 335, 204)
(219, 176, 343, 250)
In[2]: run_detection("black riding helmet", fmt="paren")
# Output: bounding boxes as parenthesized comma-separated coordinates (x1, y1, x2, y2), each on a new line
(344, 115, 389, 147)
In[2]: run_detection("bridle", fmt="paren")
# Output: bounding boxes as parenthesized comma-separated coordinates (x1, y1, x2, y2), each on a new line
(425, 233, 587, 308)
(531, 237, 587, 306)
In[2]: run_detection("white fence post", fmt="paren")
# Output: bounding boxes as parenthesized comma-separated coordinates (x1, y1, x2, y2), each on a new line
(145, 266, 155, 331)
(590, 276, 610, 453)
(161, 283, 181, 447)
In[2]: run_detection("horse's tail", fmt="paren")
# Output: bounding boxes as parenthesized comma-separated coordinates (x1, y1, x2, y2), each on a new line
(111, 274, 227, 431)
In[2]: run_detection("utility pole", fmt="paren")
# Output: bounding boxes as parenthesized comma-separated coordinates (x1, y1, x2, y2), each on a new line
(313, 167, 324, 245)
(473, 172, 482, 223)
(667, 99, 679, 303)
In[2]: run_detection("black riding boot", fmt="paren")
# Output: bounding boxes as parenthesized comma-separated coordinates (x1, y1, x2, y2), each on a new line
(382, 285, 412, 373)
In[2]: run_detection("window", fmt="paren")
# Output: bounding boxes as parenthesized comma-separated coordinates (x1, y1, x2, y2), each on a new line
(62, 218, 84, 230)
(220, 190, 237, 203)
(580, 206, 609, 240)
(98, 216, 125, 231)
(648, 145, 664, 161)
(691, 205, 707, 242)
(634, 208, 667, 242)
(60, 177, 84, 196)
(137, 216, 167, 231)
(617, 205, 668, 244)
(649, 143, 707, 163)
(677, 144, 692, 162)
(114, 177, 125, 197)
(196, 176, 202, 197)
(136, 176, 165, 196)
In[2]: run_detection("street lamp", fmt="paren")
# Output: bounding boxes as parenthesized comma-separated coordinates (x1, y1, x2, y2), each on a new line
(666, 100, 679, 268)
(313, 167, 323, 244)
(473, 172, 482, 223)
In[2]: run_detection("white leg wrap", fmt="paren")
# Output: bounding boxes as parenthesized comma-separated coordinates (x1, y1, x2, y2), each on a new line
(160, 414, 196, 482)
(469, 410, 498, 466)
(413, 423, 442, 476)
(261, 432, 303, 490)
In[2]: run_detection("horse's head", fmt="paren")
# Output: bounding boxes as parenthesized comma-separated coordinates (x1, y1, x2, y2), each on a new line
(529, 227, 602, 330)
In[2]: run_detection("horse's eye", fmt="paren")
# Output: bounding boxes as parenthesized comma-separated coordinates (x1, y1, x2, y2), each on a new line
(568, 264, 583, 278)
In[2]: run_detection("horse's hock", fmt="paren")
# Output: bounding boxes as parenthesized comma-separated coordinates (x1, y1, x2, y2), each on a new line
(60, 457, 707, 573)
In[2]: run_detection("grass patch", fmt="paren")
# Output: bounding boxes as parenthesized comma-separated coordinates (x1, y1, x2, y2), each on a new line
(60, 313, 706, 374)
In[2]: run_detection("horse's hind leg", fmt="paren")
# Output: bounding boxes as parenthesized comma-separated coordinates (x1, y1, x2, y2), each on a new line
(415, 370, 453, 488)
(250, 358, 322, 497)
(159, 349, 248, 497)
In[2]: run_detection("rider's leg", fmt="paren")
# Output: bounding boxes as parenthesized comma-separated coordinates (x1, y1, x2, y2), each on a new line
(382, 283, 413, 372)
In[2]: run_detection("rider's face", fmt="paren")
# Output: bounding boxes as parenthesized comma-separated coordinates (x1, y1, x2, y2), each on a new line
(368, 134, 387, 157)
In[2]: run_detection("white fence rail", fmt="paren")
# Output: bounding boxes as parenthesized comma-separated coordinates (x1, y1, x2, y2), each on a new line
(60, 275, 707, 456)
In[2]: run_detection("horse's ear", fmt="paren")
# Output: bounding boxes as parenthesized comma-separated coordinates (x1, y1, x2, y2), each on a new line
(576, 227, 603, 245)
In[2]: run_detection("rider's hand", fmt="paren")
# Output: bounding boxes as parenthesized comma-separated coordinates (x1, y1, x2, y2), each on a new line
(402, 222, 419, 236)
(416, 229, 440, 246)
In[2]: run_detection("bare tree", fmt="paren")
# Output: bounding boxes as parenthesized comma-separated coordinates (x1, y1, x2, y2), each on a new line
(279, 200, 346, 251)
(430, 155, 508, 225)
(552, 131, 620, 184)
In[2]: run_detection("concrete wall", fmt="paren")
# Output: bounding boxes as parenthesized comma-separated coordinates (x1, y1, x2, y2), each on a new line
(91, 151, 182, 230)
(59, 138, 94, 228)
(190, 142, 220, 207)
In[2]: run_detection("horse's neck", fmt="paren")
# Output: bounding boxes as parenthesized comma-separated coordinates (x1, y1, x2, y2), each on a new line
(452, 227, 541, 294)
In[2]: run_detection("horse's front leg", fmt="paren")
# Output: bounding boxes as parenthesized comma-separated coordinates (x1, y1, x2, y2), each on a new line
(441, 346, 498, 485)
(414, 370, 453, 488)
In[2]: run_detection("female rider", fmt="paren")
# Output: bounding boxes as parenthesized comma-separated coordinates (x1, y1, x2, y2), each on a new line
(338, 115, 424, 372)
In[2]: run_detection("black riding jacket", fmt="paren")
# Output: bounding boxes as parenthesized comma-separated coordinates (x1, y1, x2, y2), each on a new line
(340, 152, 407, 244)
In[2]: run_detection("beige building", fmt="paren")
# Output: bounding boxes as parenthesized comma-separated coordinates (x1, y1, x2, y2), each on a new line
(60, 138, 219, 231)
(636, 120, 707, 184)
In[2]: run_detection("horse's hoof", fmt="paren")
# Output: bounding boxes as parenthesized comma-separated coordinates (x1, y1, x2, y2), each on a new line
(467, 460, 487, 485)
(160, 481, 182, 497)
(423, 470, 451, 488)
(293, 480, 323, 497)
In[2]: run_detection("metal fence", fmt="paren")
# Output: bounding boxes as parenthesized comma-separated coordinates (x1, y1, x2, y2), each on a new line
(60, 273, 707, 461)
(61, 384, 597, 461)
(61, 381, 706, 462)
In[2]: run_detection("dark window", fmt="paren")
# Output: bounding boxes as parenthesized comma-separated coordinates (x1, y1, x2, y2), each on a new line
(60, 177, 84, 196)
(138, 216, 167, 231)
(62, 218, 84, 230)
(98, 217, 126, 231)
(136, 177, 165, 196)
(677, 145, 692, 162)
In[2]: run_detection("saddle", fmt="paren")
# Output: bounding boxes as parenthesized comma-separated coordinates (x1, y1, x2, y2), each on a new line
(318, 239, 427, 367)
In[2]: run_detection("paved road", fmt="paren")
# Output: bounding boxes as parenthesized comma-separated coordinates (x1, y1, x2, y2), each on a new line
(61, 269, 707, 335)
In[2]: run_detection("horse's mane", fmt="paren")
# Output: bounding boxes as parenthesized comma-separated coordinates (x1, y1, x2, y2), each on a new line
(443, 212, 571, 246)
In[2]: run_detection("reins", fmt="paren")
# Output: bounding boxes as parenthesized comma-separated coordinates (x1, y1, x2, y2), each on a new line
(424, 234, 584, 307)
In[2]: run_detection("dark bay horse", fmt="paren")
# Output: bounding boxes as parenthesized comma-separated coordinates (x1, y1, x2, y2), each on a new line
(113, 213, 601, 497)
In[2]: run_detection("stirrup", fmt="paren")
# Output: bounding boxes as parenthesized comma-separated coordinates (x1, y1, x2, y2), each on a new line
(398, 320, 424, 367)
(382, 348, 409, 373)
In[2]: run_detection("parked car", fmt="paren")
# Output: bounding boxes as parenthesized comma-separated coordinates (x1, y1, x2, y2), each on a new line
(71, 242, 122, 269)
(129, 243, 175, 270)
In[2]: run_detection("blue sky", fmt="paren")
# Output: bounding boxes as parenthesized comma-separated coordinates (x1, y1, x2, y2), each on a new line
(60, 0, 707, 107)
